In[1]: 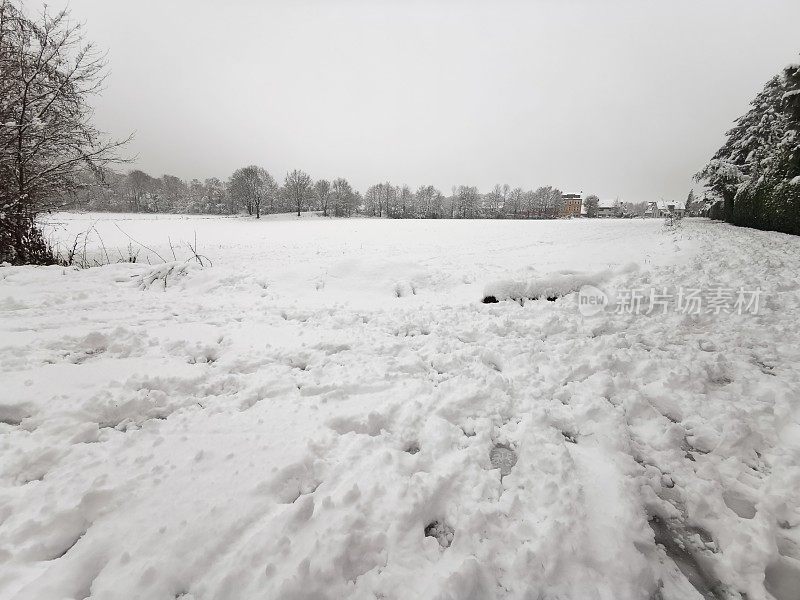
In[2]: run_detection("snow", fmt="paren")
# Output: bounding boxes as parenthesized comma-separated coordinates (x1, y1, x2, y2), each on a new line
(1, 214, 800, 600)
(483, 268, 617, 303)
(598, 198, 618, 209)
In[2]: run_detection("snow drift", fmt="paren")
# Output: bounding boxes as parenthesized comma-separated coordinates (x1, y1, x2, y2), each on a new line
(482, 268, 615, 303)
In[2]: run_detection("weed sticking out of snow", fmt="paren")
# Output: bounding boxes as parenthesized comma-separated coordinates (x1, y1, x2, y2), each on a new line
(135, 261, 200, 290)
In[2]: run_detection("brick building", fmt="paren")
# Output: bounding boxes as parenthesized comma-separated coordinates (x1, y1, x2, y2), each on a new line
(561, 193, 582, 218)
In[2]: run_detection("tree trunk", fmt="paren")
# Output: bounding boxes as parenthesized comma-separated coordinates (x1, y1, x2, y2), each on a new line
(723, 190, 735, 223)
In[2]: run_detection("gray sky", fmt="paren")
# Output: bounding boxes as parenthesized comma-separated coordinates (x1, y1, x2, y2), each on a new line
(48, 0, 800, 201)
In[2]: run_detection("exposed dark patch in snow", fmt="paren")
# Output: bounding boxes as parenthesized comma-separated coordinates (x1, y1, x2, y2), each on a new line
(482, 269, 614, 304)
(561, 431, 577, 444)
(649, 516, 723, 600)
(424, 520, 454, 549)
(404, 442, 420, 454)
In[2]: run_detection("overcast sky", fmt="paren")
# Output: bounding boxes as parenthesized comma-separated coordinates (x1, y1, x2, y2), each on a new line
(44, 0, 800, 201)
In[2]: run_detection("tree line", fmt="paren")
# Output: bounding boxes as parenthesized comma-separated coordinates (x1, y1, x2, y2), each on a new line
(69, 171, 630, 221)
(698, 61, 800, 235)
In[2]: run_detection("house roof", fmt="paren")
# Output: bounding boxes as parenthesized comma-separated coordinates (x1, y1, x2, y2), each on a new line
(648, 200, 686, 210)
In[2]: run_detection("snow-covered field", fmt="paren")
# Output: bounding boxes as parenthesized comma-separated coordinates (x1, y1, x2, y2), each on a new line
(1, 213, 799, 600)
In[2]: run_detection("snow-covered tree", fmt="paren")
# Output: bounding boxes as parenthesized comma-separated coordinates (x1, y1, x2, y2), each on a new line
(685, 190, 696, 216)
(415, 185, 442, 218)
(506, 187, 524, 218)
(314, 179, 332, 216)
(454, 185, 480, 219)
(697, 63, 800, 233)
(363, 184, 381, 217)
(161, 175, 187, 213)
(126, 170, 156, 212)
(527, 186, 563, 218)
(0, 0, 127, 263)
(203, 177, 228, 214)
(284, 169, 313, 217)
(583, 195, 599, 218)
(331, 177, 355, 217)
(397, 185, 413, 218)
(484, 184, 509, 219)
(227, 165, 276, 218)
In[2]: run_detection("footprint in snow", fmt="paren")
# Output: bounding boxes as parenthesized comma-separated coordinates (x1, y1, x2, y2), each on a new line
(698, 339, 716, 352)
(648, 515, 722, 599)
(561, 430, 577, 444)
(490, 444, 517, 477)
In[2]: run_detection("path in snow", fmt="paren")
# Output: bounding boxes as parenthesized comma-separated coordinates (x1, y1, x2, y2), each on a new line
(1, 216, 799, 600)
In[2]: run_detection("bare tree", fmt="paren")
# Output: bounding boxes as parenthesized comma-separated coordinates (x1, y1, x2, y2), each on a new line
(397, 184, 413, 218)
(331, 177, 355, 217)
(227, 165, 275, 218)
(364, 182, 394, 217)
(126, 170, 154, 212)
(203, 177, 227, 215)
(485, 184, 509, 218)
(0, 1, 128, 263)
(314, 179, 331, 216)
(455, 186, 479, 218)
(284, 169, 313, 217)
(528, 186, 563, 218)
(384, 183, 398, 218)
(162, 174, 187, 213)
(364, 183, 383, 217)
(507, 187, 524, 218)
(415, 185, 440, 218)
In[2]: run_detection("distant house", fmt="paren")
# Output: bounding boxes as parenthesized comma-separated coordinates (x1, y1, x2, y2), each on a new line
(644, 202, 660, 217)
(645, 200, 685, 218)
(561, 193, 582, 218)
(597, 199, 619, 218)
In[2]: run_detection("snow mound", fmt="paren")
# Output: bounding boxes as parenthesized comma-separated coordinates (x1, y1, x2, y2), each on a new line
(482, 268, 613, 303)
